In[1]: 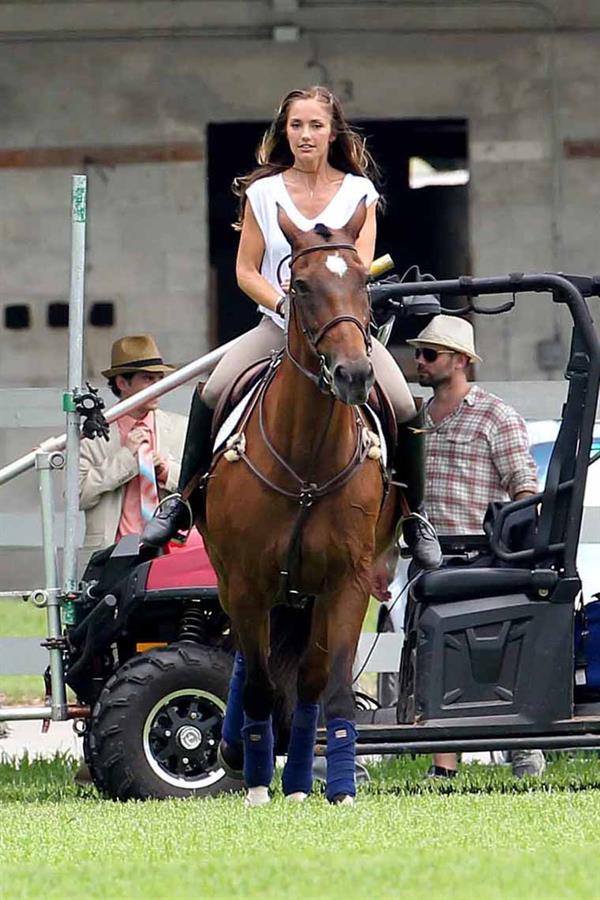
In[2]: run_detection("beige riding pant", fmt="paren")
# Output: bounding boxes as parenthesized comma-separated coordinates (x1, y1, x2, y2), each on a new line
(202, 315, 416, 422)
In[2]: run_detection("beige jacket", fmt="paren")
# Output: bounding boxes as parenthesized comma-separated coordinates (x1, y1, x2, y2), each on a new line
(79, 408, 188, 551)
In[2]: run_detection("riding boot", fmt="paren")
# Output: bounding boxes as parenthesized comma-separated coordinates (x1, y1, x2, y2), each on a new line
(394, 406, 442, 571)
(141, 389, 214, 547)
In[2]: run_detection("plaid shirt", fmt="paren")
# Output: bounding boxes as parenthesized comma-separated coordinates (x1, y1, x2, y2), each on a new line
(423, 385, 538, 535)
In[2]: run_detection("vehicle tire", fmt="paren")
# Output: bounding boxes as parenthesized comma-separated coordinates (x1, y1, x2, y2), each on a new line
(88, 642, 240, 800)
(376, 609, 400, 708)
(81, 726, 107, 794)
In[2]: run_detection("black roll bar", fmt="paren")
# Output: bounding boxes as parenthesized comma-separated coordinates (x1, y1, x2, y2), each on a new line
(369, 273, 600, 577)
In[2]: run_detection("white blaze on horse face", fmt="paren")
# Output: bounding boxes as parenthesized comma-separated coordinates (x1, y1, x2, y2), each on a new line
(325, 253, 348, 278)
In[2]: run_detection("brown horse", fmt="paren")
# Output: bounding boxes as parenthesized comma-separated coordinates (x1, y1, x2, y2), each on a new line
(202, 198, 397, 805)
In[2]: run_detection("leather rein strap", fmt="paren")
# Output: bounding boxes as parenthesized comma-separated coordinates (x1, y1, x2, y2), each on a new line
(209, 240, 380, 603)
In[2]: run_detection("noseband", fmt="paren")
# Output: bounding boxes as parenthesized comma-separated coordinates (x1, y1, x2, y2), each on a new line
(277, 242, 373, 393)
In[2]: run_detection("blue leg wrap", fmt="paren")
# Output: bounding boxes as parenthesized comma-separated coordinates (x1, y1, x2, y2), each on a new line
(222, 652, 245, 749)
(326, 718, 357, 801)
(282, 702, 319, 796)
(242, 716, 274, 788)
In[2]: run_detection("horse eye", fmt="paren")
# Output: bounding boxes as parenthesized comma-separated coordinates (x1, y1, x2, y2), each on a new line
(293, 278, 309, 294)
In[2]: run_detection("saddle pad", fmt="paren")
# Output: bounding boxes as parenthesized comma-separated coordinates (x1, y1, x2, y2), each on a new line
(213, 379, 262, 453)
(213, 386, 388, 465)
(363, 404, 388, 468)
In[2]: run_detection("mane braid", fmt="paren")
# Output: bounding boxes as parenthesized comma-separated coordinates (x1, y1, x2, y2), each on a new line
(313, 223, 332, 241)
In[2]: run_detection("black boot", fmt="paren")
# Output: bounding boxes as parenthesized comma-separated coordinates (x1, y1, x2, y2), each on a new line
(394, 407, 442, 571)
(141, 390, 214, 547)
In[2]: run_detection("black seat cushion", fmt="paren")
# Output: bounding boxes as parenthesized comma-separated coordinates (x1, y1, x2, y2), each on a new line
(413, 567, 558, 604)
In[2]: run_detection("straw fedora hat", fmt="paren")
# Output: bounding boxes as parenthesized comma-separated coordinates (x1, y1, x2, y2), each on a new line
(101, 334, 175, 378)
(406, 315, 482, 363)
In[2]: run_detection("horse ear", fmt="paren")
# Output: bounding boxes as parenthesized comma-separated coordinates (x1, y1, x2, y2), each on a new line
(342, 196, 368, 242)
(277, 203, 302, 246)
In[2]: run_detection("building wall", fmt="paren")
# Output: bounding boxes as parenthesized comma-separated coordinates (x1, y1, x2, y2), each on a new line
(0, 1, 599, 390)
(1, 1, 600, 584)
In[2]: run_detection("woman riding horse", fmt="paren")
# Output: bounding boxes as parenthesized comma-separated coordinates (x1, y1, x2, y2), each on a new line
(143, 85, 441, 570)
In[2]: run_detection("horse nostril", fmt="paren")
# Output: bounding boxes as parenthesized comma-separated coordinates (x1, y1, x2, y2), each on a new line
(335, 365, 352, 385)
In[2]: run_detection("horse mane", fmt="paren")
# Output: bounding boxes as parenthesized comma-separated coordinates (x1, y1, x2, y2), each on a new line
(313, 223, 332, 241)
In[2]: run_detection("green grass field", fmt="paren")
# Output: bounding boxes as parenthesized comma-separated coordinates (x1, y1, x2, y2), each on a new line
(2, 599, 600, 898)
(0, 597, 48, 704)
(2, 754, 600, 899)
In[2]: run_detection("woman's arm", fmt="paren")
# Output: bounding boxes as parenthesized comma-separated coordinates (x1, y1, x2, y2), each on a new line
(355, 202, 377, 269)
(236, 203, 284, 312)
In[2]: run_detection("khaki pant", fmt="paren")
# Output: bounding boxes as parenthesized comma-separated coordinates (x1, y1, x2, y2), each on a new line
(203, 315, 416, 422)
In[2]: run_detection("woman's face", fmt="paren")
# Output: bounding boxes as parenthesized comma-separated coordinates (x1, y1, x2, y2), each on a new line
(285, 97, 334, 168)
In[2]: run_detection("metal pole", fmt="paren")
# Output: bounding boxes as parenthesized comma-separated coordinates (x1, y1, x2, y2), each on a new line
(62, 174, 87, 624)
(0, 706, 53, 723)
(37, 451, 67, 720)
(0, 335, 242, 486)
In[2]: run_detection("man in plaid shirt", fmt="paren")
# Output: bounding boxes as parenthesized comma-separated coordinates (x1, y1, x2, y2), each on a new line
(406, 314, 544, 778)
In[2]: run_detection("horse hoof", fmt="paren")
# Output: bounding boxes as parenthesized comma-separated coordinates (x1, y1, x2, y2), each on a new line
(245, 786, 270, 807)
(330, 794, 355, 806)
(285, 791, 308, 803)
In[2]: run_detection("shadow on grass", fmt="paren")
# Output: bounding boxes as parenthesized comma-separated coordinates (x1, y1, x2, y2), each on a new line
(365, 752, 600, 796)
(0, 752, 97, 802)
(3, 751, 600, 803)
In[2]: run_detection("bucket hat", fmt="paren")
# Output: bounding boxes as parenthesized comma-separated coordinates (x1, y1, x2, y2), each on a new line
(406, 315, 481, 362)
(101, 334, 175, 378)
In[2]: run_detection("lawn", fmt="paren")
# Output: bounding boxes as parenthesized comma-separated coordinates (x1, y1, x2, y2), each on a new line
(1, 598, 599, 898)
(1, 754, 600, 899)
(0, 597, 47, 704)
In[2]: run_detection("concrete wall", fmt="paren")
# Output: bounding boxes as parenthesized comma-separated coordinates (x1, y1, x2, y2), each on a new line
(2, 1, 600, 589)
(0, 0, 599, 389)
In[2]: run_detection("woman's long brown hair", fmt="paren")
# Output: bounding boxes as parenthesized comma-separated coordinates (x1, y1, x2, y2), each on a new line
(232, 85, 381, 229)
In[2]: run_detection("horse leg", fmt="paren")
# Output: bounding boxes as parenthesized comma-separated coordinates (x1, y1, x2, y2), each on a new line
(282, 601, 329, 802)
(322, 583, 370, 805)
(218, 651, 245, 777)
(234, 605, 276, 806)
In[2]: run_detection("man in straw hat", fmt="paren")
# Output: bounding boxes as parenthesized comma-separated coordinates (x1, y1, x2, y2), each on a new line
(380, 315, 544, 778)
(79, 335, 188, 554)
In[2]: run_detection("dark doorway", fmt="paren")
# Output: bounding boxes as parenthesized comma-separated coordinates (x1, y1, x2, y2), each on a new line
(207, 119, 469, 347)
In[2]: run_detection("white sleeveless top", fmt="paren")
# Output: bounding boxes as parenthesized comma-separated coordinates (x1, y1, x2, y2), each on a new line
(245, 172, 379, 327)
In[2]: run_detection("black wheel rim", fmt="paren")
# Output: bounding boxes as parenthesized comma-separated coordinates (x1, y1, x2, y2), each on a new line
(142, 689, 227, 789)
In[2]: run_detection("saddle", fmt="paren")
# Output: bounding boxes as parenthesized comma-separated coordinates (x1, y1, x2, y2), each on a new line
(211, 352, 397, 466)
(211, 355, 275, 442)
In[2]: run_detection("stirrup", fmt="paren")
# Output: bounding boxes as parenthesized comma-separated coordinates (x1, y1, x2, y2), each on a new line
(153, 492, 194, 542)
(398, 509, 439, 542)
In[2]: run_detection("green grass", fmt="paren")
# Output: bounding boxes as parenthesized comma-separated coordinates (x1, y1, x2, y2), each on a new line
(0, 597, 46, 636)
(2, 754, 600, 898)
(0, 598, 47, 704)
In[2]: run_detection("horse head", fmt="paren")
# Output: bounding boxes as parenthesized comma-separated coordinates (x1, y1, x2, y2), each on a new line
(277, 197, 374, 406)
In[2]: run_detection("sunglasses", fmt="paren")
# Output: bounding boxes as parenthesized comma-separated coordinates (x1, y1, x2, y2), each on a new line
(414, 348, 455, 363)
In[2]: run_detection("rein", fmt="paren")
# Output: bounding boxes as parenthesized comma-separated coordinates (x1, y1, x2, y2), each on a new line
(277, 242, 373, 393)
(209, 241, 381, 605)
(222, 361, 374, 605)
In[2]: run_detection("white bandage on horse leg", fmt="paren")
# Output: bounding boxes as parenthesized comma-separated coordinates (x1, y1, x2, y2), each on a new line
(245, 785, 271, 807)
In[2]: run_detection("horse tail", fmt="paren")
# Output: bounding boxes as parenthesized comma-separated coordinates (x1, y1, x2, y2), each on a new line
(269, 601, 314, 753)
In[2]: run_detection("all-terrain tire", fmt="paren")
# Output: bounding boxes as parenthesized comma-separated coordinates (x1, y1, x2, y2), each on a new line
(88, 642, 240, 800)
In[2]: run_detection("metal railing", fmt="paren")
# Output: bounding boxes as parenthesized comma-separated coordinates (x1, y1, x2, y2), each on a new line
(0, 175, 241, 724)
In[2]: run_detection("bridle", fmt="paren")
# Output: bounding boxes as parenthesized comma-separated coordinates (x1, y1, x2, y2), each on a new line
(277, 242, 373, 393)
(208, 241, 383, 606)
